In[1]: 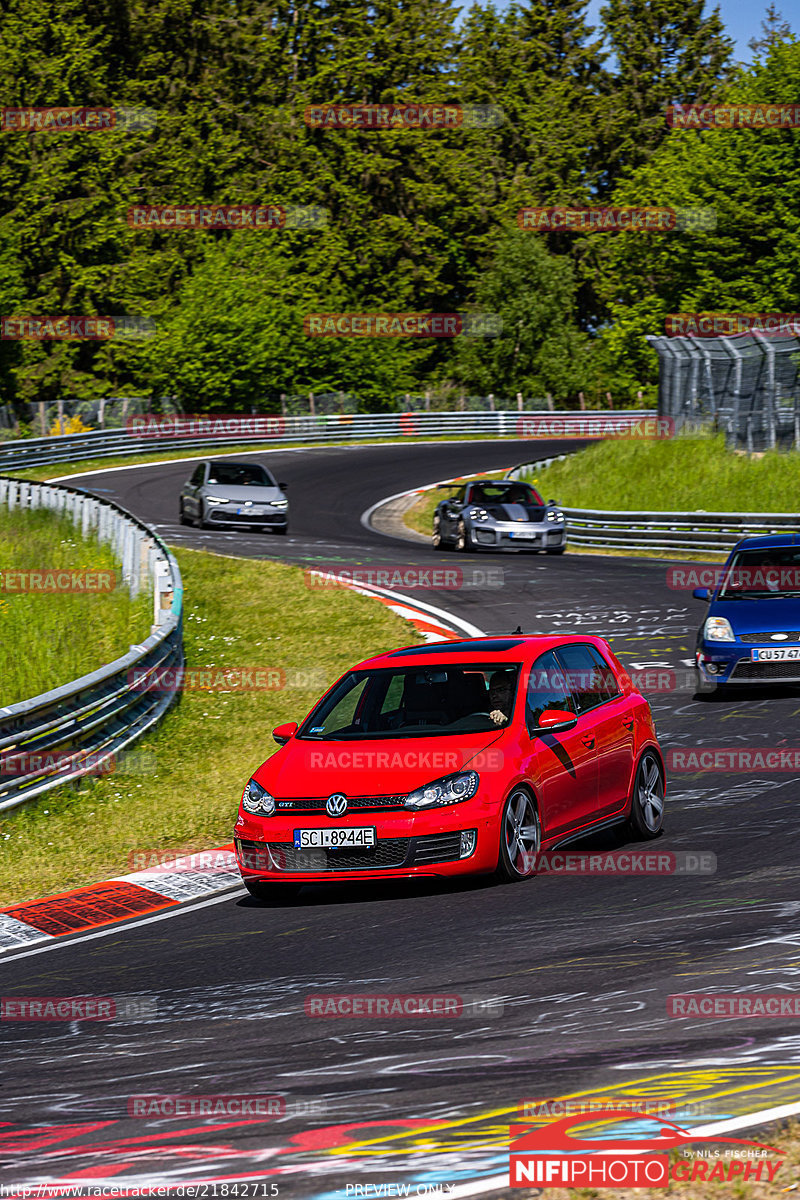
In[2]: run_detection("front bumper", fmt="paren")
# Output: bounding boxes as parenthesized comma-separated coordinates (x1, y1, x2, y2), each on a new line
(471, 522, 567, 551)
(697, 642, 800, 684)
(234, 808, 497, 882)
(207, 507, 287, 527)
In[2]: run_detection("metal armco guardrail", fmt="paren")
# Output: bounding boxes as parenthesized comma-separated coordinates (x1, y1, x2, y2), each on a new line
(507, 456, 800, 554)
(0, 477, 183, 811)
(0, 410, 655, 472)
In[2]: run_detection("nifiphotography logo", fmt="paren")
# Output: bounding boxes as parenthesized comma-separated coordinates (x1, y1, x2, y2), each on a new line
(509, 1108, 784, 1187)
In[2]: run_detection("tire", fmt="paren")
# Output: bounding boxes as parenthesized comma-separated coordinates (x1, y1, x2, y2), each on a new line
(627, 750, 665, 839)
(546, 546, 566, 555)
(243, 880, 301, 902)
(495, 788, 541, 882)
(179, 500, 190, 526)
(272, 525, 288, 535)
(455, 519, 471, 552)
(432, 514, 452, 550)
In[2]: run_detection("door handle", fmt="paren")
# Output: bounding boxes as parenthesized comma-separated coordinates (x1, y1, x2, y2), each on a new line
(581, 735, 595, 748)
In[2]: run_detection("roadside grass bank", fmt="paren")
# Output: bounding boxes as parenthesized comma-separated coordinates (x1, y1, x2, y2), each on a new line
(2, 433, 542, 484)
(0, 548, 421, 905)
(513, 431, 800, 512)
(0, 507, 151, 705)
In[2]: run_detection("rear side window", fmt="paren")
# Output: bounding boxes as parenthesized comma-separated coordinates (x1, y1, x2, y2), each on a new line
(557, 644, 620, 713)
(525, 651, 576, 732)
(190, 464, 205, 486)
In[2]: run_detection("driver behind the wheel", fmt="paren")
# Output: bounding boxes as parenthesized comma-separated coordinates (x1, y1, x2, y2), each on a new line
(488, 670, 515, 726)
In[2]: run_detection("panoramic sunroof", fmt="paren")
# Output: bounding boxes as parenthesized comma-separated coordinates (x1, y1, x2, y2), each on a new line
(390, 638, 524, 656)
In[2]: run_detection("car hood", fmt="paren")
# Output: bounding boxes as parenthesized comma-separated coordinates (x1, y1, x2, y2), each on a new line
(202, 484, 284, 502)
(485, 503, 547, 522)
(254, 730, 504, 798)
(709, 597, 800, 634)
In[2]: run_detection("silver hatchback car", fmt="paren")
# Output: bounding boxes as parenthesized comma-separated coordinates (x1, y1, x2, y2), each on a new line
(179, 460, 289, 534)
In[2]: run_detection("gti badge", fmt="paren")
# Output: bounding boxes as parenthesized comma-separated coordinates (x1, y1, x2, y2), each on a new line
(326, 793, 348, 817)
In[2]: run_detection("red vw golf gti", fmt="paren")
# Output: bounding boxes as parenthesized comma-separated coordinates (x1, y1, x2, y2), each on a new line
(233, 635, 665, 899)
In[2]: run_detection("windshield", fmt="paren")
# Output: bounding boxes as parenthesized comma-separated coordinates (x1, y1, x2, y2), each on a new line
(206, 463, 276, 488)
(468, 483, 543, 506)
(299, 665, 521, 739)
(719, 547, 800, 599)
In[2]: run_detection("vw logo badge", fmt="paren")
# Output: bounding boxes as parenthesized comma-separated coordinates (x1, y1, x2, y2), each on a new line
(326, 793, 347, 817)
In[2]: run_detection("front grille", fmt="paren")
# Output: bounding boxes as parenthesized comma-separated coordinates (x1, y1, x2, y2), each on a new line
(264, 839, 411, 871)
(730, 660, 800, 680)
(739, 632, 800, 643)
(474, 530, 496, 544)
(414, 832, 462, 864)
(275, 795, 407, 813)
(211, 510, 283, 524)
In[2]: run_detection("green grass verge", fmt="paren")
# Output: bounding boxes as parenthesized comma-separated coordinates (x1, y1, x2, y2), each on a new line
(515, 431, 800, 512)
(0, 507, 152, 705)
(0, 548, 421, 906)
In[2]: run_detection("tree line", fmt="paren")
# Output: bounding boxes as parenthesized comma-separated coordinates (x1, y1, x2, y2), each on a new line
(0, 0, 796, 414)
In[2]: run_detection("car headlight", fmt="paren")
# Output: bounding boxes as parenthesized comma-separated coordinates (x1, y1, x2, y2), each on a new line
(547, 510, 565, 522)
(205, 495, 230, 504)
(242, 779, 276, 815)
(271, 499, 289, 510)
(704, 617, 735, 642)
(468, 507, 490, 521)
(404, 770, 479, 810)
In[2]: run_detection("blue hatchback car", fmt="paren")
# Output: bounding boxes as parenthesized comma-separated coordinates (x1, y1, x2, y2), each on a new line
(694, 535, 800, 687)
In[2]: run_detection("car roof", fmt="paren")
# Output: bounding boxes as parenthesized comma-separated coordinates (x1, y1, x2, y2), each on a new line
(206, 459, 269, 469)
(731, 533, 800, 551)
(353, 634, 613, 671)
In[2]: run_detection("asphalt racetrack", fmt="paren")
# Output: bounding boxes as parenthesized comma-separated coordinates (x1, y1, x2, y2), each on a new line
(3, 440, 800, 1193)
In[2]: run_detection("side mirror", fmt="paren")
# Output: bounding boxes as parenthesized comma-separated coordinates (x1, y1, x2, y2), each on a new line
(536, 708, 578, 734)
(692, 588, 711, 601)
(279, 481, 288, 489)
(547, 498, 558, 505)
(273, 721, 298, 745)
